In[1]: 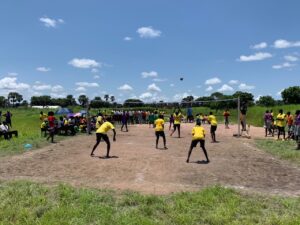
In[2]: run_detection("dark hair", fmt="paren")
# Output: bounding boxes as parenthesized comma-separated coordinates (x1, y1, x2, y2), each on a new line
(48, 111, 54, 116)
(196, 119, 201, 126)
(159, 114, 164, 119)
(287, 111, 291, 115)
(266, 110, 269, 113)
(209, 112, 213, 115)
(279, 109, 283, 114)
(296, 110, 300, 115)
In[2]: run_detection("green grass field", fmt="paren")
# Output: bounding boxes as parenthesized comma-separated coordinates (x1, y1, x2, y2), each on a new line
(0, 181, 299, 225)
(256, 139, 300, 165)
(1, 106, 300, 224)
(0, 108, 69, 157)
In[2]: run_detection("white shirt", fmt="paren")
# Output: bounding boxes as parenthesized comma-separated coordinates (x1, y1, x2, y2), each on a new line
(0, 124, 8, 132)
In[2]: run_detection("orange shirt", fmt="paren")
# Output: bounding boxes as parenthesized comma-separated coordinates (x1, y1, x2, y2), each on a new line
(287, 115, 294, 126)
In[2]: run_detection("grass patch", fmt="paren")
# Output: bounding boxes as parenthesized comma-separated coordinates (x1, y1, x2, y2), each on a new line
(0, 181, 300, 225)
(0, 108, 69, 157)
(256, 139, 300, 165)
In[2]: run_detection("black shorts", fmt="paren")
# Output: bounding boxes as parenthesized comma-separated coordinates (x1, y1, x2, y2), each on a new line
(174, 124, 180, 130)
(277, 126, 285, 133)
(155, 131, 165, 138)
(210, 125, 217, 133)
(191, 139, 205, 148)
(96, 133, 110, 143)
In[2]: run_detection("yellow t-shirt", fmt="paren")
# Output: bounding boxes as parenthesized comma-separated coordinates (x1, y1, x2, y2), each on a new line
(40, 114, 47, 121)
(276, 113, 286, 127)
(155, 118, 164, 132)
(174, 113, 183, 125)
(96, 116, 103, 129)
(208, 115, 218, 126)
(192, 126, 205, 140)
(40, 122, 47, 129)
(96, 121, 115, 134)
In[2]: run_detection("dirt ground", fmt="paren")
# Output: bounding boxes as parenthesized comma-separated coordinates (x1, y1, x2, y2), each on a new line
(0, 123, 300, 196)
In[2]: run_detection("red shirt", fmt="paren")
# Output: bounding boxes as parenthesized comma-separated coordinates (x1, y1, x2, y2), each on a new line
(48, 116, 55, 128)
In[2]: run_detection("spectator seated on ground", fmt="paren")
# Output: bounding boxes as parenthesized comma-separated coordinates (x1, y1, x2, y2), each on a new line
(0, 122, 18, 140)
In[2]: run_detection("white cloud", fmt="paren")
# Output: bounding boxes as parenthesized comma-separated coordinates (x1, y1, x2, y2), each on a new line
(137, 26, 161, 38)
(147, 83, 161, 92)
(50, 93, 67, 98)
(140, 92, 153, 100)
(238, 52, 272, 62)
(284, 55, 298, 62)
(33, 84, 51, 91)
(229, 80, 239, 85)
(32, 83, 64, 92)
(58, 19, 64, 24)
(75, 82, 99, 87)
(75, 87, 87, 92)
(272, 62, 296, 69)
(276, 89, 284, 96)
(251, 42, 267, 49)
(93, 75, 100, 79)
(170, 84, 175, 87)
(118, 84, 133, 91)
(255, 95, 262, 101)
(91, 68, 99, 73)
(205, 77, 221, 85)
(36, 67, 51, 72)
(124, 37, 132, 41)
(205, 86, 213, 92)
(0, 77, 30, 91)
(173, 92, 189, 101)
(39, 16, 64, 28)
(274, 39, 300, 49)
(239, 83, 255, 90)
(69, 58, 100, 69)
(51, 85, 64, 92)
(196, 85, 202, 88)
(141, 71, 158, 78)
(218, 84, 234, 92)
(153, 78, 167, 82)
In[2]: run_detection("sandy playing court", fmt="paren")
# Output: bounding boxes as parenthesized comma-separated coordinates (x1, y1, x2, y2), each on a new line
(0, 123, 300, 196)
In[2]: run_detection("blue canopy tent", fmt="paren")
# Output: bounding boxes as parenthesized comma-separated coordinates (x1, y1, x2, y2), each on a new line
(55, 108, 73, 115)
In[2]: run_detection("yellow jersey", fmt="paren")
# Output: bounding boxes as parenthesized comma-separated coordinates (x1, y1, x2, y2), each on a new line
(96, 121, 115, 134)
(174, 113, 183, 125)
(276, 113, 286, 127)
(192, 126, 205, 140)
(96, 116, 103, 129)
(40, 114, 47, 121)
(155, 118, 165, 132)
(40, 121, 47, 129)
(208, 115, 218, 126)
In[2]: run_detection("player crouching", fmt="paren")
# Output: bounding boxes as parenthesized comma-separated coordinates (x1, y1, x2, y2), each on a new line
(91, 117, 116, 158)
(186, 119, 210, 163)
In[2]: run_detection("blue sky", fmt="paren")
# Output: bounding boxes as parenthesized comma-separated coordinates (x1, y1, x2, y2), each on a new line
(0, 0, 299, 103)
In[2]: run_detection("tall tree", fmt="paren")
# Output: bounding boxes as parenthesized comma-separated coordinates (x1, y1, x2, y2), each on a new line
(281, 86, 300, 104)
(104, 94, 109, 102)
(256, 96, 276, 107)
(0, 96, 6, 107)
(78, 95, 89, 107)
(66, 95, 77, 106)
(8, 92, 22, 107)
(110, 95, 115, 103)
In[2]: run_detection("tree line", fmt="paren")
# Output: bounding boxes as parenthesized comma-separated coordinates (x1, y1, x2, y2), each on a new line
(0, 86, 299, 108)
